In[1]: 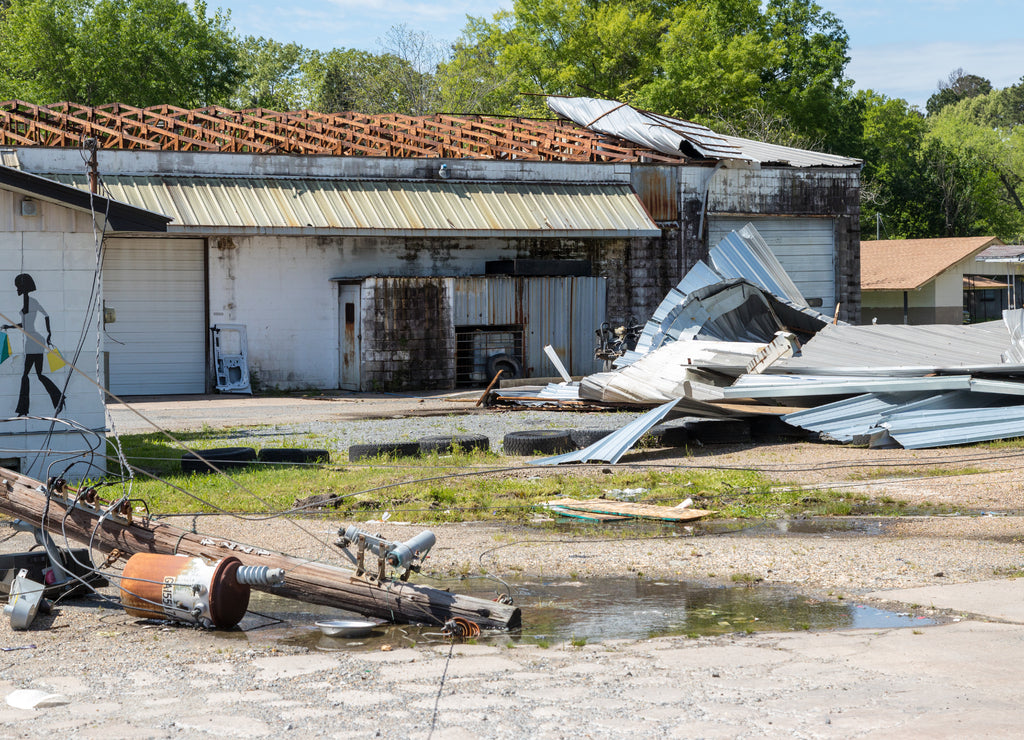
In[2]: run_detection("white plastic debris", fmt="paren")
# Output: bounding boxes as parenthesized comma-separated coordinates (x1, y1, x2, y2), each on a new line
(676, 498, 694, 510)
(6, 689, 71, 710)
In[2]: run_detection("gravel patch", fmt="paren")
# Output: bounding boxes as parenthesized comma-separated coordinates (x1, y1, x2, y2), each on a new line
(193, 408, 649, 457)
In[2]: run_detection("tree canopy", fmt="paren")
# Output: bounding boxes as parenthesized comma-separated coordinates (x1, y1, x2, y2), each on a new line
(0, 0, 242, 107)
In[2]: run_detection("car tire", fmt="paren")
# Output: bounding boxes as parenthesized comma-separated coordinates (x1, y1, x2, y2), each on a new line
(486, 353, 523, 380)
(257, 448, 331, 465)
(418, 434, 490, 454)
(181, 447, 257, 474)
(569, 429, 615, 448)
(348, 442, 421, 462)
(502, 430, 575, 456)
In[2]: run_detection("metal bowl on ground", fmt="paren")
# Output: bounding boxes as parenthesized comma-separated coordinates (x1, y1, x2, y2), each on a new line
(315, 619, 380, 638)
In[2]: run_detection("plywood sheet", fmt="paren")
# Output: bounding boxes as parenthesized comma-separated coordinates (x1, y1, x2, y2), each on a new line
(546, 498, 713, 522)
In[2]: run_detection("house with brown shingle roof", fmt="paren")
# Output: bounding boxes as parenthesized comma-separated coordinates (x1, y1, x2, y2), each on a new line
(860, 236, 1020, 324)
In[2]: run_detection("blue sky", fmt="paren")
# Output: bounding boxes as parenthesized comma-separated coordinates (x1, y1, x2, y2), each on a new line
(213, 0, 1022, 109)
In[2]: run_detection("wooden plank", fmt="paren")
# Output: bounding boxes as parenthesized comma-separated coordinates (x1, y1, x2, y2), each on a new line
(548, 498, 713, 523)
(546, 506, 630, 522)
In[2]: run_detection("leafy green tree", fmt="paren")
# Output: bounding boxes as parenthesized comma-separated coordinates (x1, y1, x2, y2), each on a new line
(440, 0, 670, 116)
(232, 36, 308, 110)
(441, 0, 856, 149)
(926, 95, 1024, 240)
(302, 26, 444, 115)
(0, 0, 241, 107)
(306, 48, 434, 115)
(925, 68, 992, 116)
(853, 91, 941, 239)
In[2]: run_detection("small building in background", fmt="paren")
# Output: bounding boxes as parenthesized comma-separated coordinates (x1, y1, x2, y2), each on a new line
(860, 236, 1015, 325)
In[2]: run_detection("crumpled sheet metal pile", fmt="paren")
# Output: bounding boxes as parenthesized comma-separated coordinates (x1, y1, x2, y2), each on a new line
(496, 224, 1024, 462)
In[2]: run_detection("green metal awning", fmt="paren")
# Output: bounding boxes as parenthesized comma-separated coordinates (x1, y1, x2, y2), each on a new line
(49, 175, 661, 238)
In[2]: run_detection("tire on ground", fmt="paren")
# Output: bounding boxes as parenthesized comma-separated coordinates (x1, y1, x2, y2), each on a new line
(569, 429, 616, 448)
(502, 429, 575, 456)
(685, 419, 751, 445)
(257, 448, 331, 465)
(181, 447, 257, 474)
(486, 353, 523, 380)
(649, 424, 690, 447)
(418, 434, 490, 454)
(348, 442, 421, 462)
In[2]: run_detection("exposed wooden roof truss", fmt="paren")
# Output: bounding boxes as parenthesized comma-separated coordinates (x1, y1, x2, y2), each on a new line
(0, 101, 685, 163)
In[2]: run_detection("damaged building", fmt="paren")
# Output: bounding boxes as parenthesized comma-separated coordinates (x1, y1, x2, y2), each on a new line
(504, 226, 1024, 456)
(0, 97, 861, 394)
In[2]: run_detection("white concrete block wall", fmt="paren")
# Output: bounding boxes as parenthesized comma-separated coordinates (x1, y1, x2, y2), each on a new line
(208, 234, 524, 390)
(0, 191, 106, 481)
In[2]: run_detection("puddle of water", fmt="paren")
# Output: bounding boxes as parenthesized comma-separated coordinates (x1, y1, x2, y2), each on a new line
(233, 576, 932, 650)
(551, 517, 892, 539)
(725, 517, 891, 536)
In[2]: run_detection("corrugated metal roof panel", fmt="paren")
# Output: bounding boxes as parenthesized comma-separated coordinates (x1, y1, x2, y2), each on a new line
(882, 398, 1024, 449)
(710, 224, 809, 307)
(771, 322, 1019, 375)
(781, 393, 925, 443)
(48, 174, 661, 237)
(723, 374, 975, 398)
(783, 388, 1024, 449)
(530, 399, 680, 465)
(547, 96, 861, 168)
(547, 96, 751, 163)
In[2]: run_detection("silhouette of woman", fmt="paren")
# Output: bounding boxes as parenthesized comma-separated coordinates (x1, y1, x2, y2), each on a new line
(1, 273, 65, 416)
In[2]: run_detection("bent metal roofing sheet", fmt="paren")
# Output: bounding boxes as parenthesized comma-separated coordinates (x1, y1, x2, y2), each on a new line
(47, 174, 661, 237)
(546, 96, 861, 168)
(769, 322, 1020, 375)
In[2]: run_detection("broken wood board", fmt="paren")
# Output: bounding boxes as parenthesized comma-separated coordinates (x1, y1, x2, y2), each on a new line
(546, 506, 630, 522)
(546, 498, 713, 523)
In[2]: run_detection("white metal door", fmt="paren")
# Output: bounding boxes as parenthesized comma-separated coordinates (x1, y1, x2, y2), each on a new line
(708, 217, 835, 308)
(338, 283, 361, 390)
(102, 237, 206, 395)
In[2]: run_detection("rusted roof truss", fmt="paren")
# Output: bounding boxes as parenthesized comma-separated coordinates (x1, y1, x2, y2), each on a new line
(0, 101, 684, 163)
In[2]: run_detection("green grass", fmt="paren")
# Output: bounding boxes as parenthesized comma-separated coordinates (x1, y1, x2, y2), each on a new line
(100, 429, 963, 522)
(976, 437, 1024, 450)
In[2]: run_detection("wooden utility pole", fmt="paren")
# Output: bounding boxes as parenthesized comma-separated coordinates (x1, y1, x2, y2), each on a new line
(0, 468, 520, 630)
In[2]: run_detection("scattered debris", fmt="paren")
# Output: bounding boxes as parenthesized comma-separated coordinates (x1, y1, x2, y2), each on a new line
(6, 689, 70, 710)
(492, 223, 1024, 453)
(316, 619, 381, 638)
(4, 569, 46, 630)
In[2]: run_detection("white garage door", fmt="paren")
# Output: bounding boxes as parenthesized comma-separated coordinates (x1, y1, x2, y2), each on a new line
(708, 217, 835, 308)
(103, 238, 206, 395)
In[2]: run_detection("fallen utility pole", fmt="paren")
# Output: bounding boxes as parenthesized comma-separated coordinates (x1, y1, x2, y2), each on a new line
(0, 468, 520, 630)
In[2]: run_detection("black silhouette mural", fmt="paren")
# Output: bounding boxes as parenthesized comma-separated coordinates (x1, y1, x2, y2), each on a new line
(1, 273, 65, 416)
